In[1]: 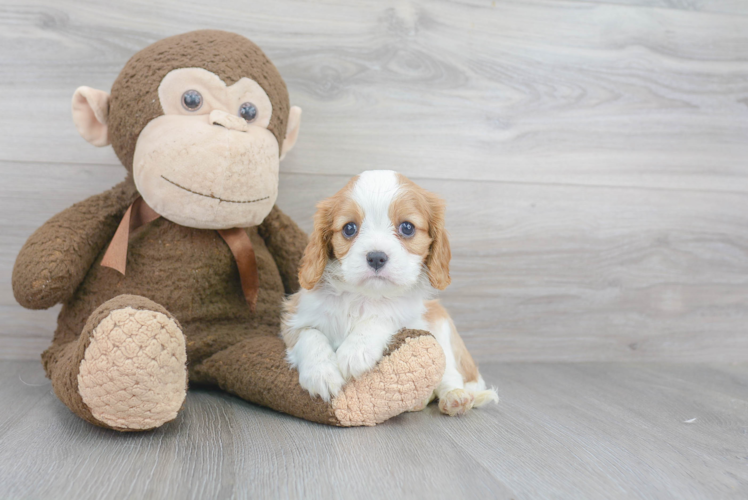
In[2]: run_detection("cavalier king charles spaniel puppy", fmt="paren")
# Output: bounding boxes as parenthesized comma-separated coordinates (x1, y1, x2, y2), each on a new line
(282, 170, 498, 416)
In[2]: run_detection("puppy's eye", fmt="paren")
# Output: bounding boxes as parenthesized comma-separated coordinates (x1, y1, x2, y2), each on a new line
(182, 90, 203, 111)
(239, 102, 258, 122)
(342, 222, 358, 238)
(399, 221, 415, 238)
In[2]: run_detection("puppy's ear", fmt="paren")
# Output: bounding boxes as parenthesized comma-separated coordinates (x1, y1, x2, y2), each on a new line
(299, 199, 334, 290)
(425, 193, 451, 290)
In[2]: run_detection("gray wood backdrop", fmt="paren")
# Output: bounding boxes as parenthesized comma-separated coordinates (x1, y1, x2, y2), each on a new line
(2, 0, 747, 362)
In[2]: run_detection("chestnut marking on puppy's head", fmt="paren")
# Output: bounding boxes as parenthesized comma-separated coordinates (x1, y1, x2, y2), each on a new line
(298, 170, 451, 295)
(298, 175, 361, 289)
(393, 173, 451, 290)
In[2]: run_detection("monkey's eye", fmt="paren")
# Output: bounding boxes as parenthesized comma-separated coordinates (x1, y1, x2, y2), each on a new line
(399, 221, 415, 238)
(181, 90, 203, 111)
(239, 102, 258, 122)
(342, 222, 358, 239)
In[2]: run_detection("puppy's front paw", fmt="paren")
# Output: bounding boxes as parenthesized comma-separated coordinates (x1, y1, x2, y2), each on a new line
(438, 389, 475, 416)
(298, 360, 346, 402)
(336, 341, 384, 381)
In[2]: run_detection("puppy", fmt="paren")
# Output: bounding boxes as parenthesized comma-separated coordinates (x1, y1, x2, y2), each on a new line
(282, 170, 498, 416)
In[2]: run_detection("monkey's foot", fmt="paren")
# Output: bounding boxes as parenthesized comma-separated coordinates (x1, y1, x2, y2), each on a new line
(408, 393, 436, 412)
(77, 298, 187, 430)
(331, 329, 446, 426)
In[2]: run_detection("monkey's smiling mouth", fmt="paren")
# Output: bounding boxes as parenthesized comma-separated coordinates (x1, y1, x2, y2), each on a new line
(161, 176, 270, 204)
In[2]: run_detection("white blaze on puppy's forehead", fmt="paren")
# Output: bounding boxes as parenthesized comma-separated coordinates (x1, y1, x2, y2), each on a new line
(351, 170, 401, 227)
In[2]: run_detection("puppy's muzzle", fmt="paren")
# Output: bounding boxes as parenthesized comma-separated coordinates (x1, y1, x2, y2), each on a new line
(366, 251, 388, 271)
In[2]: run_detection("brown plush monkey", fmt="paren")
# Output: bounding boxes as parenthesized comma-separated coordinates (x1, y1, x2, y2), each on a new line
(12, 30, 445, 431)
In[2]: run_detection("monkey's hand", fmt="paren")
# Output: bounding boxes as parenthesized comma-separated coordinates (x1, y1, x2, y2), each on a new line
(12, 180, 138, 310)
(258, 205, 308, 295)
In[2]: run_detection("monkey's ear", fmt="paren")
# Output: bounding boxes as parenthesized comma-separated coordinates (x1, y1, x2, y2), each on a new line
(71, 86, 111, 147)
(280, 106, 302, 160)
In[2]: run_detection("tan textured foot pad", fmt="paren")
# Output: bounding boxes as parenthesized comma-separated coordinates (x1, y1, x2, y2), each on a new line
(332, 334, 446, 426)
(408, 393, 435, 412)
(77, 307, 187, 430)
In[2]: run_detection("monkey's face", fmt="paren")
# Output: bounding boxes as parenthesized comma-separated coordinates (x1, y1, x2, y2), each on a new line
(132, 68, 281, 229)
(72, 31, 302, 229)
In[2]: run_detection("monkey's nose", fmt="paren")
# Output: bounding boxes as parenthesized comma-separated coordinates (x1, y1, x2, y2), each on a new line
(209, 110, 248, 132)
(366, 251, 388, 271)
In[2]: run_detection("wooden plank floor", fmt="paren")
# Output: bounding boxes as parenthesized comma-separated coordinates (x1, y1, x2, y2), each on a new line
(1, 360, 747, 499)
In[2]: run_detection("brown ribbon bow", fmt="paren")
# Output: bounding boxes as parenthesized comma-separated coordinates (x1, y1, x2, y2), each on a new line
(101, 197, 259, 312)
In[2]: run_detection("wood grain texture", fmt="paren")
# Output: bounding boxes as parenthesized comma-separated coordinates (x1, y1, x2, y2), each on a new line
(593, 0, 748, 15)
(3, 167, 747, 362)
(1, 360, 747, 499)
(2, 0, 748, 362)
(2, 0, 748, 191)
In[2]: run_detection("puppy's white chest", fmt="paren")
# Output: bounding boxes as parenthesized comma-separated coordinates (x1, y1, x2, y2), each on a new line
(327, 294, 424, 349)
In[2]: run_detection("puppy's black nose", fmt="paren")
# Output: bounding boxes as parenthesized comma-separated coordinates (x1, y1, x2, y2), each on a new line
(366, 251, 388, 271)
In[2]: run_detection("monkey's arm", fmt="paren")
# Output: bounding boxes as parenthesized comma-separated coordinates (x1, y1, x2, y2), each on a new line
(12, 180, 139, 310)
(258, 205, 308, 295)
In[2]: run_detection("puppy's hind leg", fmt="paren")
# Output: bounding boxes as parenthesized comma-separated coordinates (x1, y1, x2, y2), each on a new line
(428, 317, 474, 416)
(465, 375, 499, 409)
(448, 331, 498, 413)
(427, 302, 498, 416)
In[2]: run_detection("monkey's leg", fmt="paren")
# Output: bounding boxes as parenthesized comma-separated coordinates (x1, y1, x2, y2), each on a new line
(42, 295, 188, 431)
(193, 329, 446, 426)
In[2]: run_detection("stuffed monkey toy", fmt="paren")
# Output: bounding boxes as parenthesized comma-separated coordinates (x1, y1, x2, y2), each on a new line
(12, 30, 445, 431)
